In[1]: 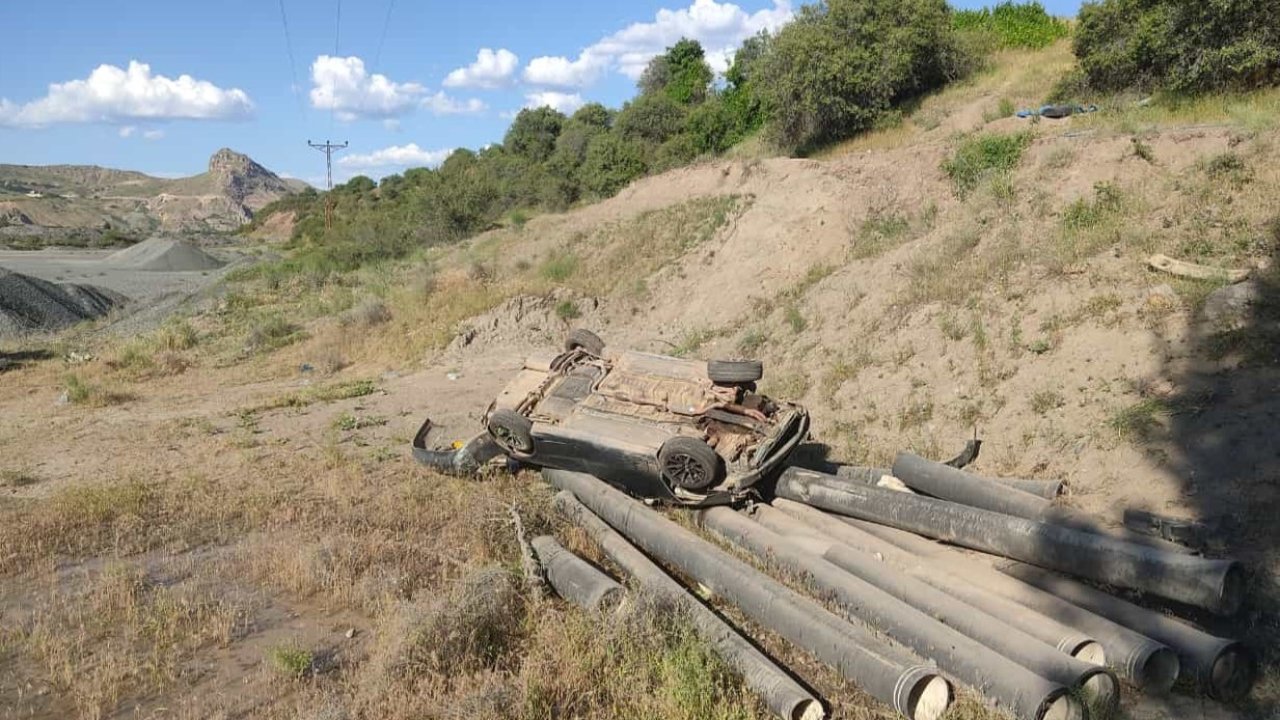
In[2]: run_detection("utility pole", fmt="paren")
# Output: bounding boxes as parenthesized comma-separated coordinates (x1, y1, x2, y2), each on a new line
(308, 139, 348, 229)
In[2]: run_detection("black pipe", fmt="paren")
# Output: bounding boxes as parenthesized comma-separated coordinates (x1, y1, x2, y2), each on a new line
(764, 500, 1104, 664)
(1001, 564, 1256, 701)
(699, 508, 1083, 720)
(848, 518, 1181, 693)
(544, 469, 951, 720)
(552, 492, 825, 720)
(888, 453, 1192, 554)
(776, 467, 1244, 615)
(531, 535, 624, 613)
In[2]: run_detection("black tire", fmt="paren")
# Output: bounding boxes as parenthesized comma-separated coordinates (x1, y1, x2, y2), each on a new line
(708, 359, 763, 384)
(487, 409, 534, 455)
(659, 436, 722, 492)
(565, 328, 606, 356)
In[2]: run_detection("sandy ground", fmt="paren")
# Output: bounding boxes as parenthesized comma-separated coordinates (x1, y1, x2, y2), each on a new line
(0, 247, 234, 304)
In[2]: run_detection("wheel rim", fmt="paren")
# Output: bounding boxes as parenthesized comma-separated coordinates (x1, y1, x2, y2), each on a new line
(664, 453, 708, 489)
(492, 423, 531, 453)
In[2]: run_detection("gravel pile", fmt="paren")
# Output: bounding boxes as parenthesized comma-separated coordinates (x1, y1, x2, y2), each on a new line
(0, 267, 128, 338)
(106, 237, 224, 271)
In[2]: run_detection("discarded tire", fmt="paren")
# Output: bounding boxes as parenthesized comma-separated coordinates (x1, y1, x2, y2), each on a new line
(487, 409, 534, 454)
(708, 359, 764, 383)
(565, 328, 606, 356)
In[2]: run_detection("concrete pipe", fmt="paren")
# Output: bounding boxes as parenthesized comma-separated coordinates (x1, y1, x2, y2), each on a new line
(763, 500, 1104, 665)
(552, 492, 825, 720)
(888, 453, 1193, 554)
(698, 508, 1083, 720)
(1002, 564, 1257, 701)
(776, 467, 1244, 615)
(531, 535, 624, 613)
(544, 470, 951, 720)
(847, 519, 1181, 693)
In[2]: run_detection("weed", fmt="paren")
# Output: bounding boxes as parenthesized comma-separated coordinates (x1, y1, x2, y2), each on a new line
(342, 298, 392, 327)
(1108, 398, 1170, 442)
(953, 2, 1069, 49)
(0, 469, 40, 487)
(555, 299, 581, 321)
(540, 251, 579, 282)
(508, 209, 530, 229)
(784, 305, 807, 333)
(1026, 337, 1053, 354)
(245, 316, 307, 354)
(672, 328, 719, 357)
(255, 379, 377, 411)
(898, 397, 935, 430)
(62, 373, 132, 407)
(939, 313, 969, 341)
(1030, 389, 1066, 414)
(1043, 145, 1075, 169)
(983, 97, 1016, 123)
(1062, 182, 1125, 230)
(332, 413, 387, 431)
(851, 209, 912, 259)
(1131, 137, 1155, 163)
(942, 131, 1033, 198)
(269, 644, 314, 679)
(1201, 152, 1252, 186)
(767, 370, 811, 399)
(737, 329, 766, 356)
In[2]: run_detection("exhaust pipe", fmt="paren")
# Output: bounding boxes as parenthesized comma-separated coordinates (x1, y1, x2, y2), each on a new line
(1002, 564, 1257, 701)
(698, 507, 1083, 720)
(847, 519, 1181, 693)
(764, 500, 1104, 664)
(530, 535, 624, 613)
(776, 467, 1244, 615)
(552, 492, 825, 720)
(544, 470, 951, 720)
(889, 453, 1192, 554)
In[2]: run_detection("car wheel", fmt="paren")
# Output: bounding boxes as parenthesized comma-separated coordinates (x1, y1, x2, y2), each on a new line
(659, 436, 722, 491)
(565, 328, 606, 356)
(708, 359, 763, 384)
(487, 409, 534, 455)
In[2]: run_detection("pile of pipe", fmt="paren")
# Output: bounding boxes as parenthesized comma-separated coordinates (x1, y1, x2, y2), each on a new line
(539, 454, 1255, 720)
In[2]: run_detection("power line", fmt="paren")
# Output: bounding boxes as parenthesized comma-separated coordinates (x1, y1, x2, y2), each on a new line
(329, 0, 342, 133)
(370, 0, 397, 73)
(276, 0, 303, 114)
(334, 0, 342, 56)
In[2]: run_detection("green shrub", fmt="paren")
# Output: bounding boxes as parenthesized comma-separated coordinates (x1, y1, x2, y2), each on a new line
(1073, 0, 1280, 94)
(540, 252, 579, 282)
(580, 134, 647, 197)
(953, 2, 1068, 49)
(755, 0, 969, 153)
(942, 131, 1032, 197)
(1062, 182, 1124, 230)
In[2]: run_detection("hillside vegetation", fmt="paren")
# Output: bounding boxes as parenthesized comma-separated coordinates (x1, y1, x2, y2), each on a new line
(4, 1, 1280, 719)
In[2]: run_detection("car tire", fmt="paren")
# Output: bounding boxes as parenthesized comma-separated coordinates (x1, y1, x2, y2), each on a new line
(659, 436, 722, 491)
(565, 328, 606, 356)
(708, 359, 764, 384)
(487, 409, 534, 455)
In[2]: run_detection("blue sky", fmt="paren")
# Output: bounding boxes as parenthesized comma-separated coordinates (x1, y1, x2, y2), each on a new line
(0, 0, 1083, 185)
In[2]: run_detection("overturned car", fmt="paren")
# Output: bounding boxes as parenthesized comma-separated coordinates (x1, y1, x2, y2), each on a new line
(413, 329, 810, 505)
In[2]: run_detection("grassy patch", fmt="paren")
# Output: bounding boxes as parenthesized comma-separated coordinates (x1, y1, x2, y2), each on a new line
(269, 644, 314, 679)
(554, 299, 581, 321)
(1108, 398, 1171, 442)
(953, 2, 1070, 49)
(1030, 389, 1066, 414)
(332, 412, 387, 431)
(942, 131, 1033, 198)
(244, 315, 308, 354)
(254, 379, 377, 411)
(0, 469, 40, 487)
(540, 251, 579, 282)
(62, 373, 133, 407)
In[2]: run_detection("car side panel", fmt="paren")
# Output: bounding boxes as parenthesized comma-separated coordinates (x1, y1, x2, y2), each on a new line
(530, 414, 670, 499)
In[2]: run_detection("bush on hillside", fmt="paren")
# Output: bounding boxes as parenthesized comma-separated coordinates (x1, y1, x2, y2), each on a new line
(1074, 0, 1280, 94)
(580, 134, 648, 198)
(638, 38, 715, 105)
(755, 0, 968, 153)
(615, 94, 688, 144)
(953, 2, 1068, 50)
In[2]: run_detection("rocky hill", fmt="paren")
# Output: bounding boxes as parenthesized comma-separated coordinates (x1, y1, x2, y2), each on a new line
(0, 149, 306, 246)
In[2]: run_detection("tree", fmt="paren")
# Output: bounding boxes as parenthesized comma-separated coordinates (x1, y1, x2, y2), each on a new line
(503, 107, 567, 163)
(756, 0, 962, 153)
(1074, 0, 1280, 94)
(580, 134, 647, 198)
(572, 102, 613, 129)
(615, 94, 688, 143)
(638, 38, 715, 105)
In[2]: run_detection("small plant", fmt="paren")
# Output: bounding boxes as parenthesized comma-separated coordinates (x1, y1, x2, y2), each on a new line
(898, 397, 935, 430)
(939, 313, 968, 341)
(737, 329, 766, 356)
(1026, 337, 1053, 354)
(62, 373, 132, 407)
(1108, 399, 1169, 442)
(342, 298, 392, 327)
(942, 132, 1033, 198)
(784, 305, 807, 333)
(269, 644, 314, 679)
(1131, 138, 1155, 163)
(1062, 182, 1125, 230)
(1030, 389, 1066, 414)
(1201, 152, 1252, 187)
(508, 209, 529, 229)
(0, 469, 40, 487)
(540, 251, 579, 282)
(332, 413, 387, 431)
(555, 299, 581, 321)
(245, 316, 307, 354)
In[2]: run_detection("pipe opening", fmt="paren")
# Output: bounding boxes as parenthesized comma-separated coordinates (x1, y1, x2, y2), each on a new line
(792, 699, 827, 720)
(1137, 647, 1180, 694)
(905, 675, 950, 720)
(1210, 644, 1257, 701)
(1218, 562, 1246, 615)
(1079, 668, 1120, 714)
(1040, 691, 1083, 720)
(1070, 640, 1106, 666)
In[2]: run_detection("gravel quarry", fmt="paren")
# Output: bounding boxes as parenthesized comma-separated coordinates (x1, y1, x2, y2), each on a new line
(0, 238, 236, 337)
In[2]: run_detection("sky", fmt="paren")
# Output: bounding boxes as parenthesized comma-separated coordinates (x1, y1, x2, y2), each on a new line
(0, 0, 1084, 186)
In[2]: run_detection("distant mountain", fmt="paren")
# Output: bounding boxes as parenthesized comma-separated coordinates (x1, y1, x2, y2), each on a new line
(0, 149, 308, 246)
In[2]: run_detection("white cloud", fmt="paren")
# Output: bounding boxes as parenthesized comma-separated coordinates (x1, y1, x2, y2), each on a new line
(118, 126, 136, 138)
(143, 129, 164, 140)
(309, 55, 425, 121)
(423, 91, 486, 115)
(444, 48, 519, 89)
(524, 91, 586, 114)
(522, 0, 792, 88)
(0, 61, 253, 128)
(338, 143, 454, 170)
